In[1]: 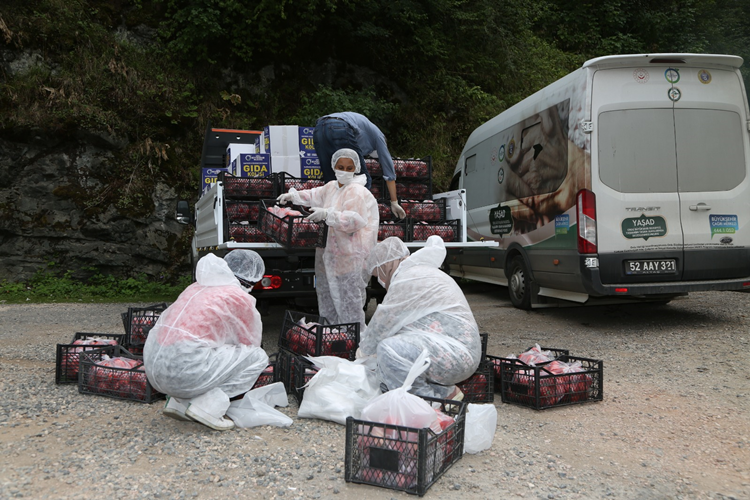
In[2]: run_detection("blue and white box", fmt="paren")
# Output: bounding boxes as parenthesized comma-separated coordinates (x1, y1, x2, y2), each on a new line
(299, 126, 316, 157)
(232, 153, 271, 177)
(226, 143, 257, 168)
(201, 167, 228, 195)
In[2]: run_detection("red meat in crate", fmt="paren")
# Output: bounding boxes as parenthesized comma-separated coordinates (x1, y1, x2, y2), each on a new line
(89, 356, 147, 398)
(397, 183, 428, 199)
(320, 326, 356, 356)
(301, 180, 324, 190)
(252, 364, 275, 389)
(518, 345, 554, 365)
(378, 223, 406, 241)
(457, 372, 488, 400)
(561, 361, 593, 402)
(378, 203, 392, 220)
(405, 201, 440, 220)
(62, 338, 118, 379)
(290, 221, 321, 247)
(406, 160, 428, 177)
(365, 159, 382, 176)
(412, 223, 455, 242)
(129, 314, 160, 344)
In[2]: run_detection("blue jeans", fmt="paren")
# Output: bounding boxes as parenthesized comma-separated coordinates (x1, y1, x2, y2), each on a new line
(313, 117, 372, 189)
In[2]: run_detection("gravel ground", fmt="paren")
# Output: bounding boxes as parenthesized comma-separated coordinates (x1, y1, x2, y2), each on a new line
(1, 286, 749, 500)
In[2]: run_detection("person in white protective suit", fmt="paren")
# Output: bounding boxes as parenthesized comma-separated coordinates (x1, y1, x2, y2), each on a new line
(276, 148, 379, 331)
(360, 235, 481, 400)
(143, 250, 269, 431)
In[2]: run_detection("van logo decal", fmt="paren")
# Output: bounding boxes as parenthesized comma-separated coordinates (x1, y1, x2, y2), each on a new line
(622, 214, 667, 240)
(555, 214, 570, 235)
(507, 139, 516, 159)
(668, 87, 682, 102)
(497, 167, 505, 184)
(633, 69, 650, 83)
(489, 205, 513, 235)
(709, 214, 738, 239)
(720, 236, 733, 244)
(665, 68, 680, 84)
(625, 207, 661, 212)
(498, 144, 505, 162)
(698, 70, 712, 84)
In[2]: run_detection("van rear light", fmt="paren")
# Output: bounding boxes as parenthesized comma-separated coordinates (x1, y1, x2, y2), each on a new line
(743, 282, 750, 288)
(615, 288, 628, 293)
(576, 189, 597, 254)
(254, 275, 282, 290)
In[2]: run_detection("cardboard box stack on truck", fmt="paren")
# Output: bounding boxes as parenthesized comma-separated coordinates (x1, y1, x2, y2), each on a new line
(176, 125, 494, 311)
(445, 53, 750, 309)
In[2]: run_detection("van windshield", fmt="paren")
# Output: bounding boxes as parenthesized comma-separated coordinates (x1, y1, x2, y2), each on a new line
(598, 108, 746, 193)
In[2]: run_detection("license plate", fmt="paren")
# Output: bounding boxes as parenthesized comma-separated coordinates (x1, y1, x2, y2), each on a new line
(625, 259, 677, 275)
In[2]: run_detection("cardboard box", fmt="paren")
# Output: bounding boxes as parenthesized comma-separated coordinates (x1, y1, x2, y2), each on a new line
(232, 153, 272, 177)
(270, 155, 301, 177)
(201, 167, 228, 195)
(255, 135, 262, 154)
(300, 155, 322, 180)
(263, 125, 300, 156)
(299, 126, 316, 157)
(226, 143, 257, 168)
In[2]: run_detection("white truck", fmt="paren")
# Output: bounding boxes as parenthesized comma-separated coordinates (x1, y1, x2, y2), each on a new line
(445, 53, 750, 309)
(177, 126, 494, 312)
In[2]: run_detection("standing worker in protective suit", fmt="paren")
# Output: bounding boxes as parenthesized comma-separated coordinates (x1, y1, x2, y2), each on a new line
(360, 235, 481, 400)
(143, 250, 269, 431)
(276, 148, 379, 331)
(314, 112, 407, 219)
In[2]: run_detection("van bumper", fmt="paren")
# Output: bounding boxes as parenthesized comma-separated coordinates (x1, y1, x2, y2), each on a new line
(581, 261, 750, 296)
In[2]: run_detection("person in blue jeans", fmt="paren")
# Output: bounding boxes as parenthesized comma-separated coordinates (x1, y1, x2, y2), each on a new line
(314, 112, 406, 219)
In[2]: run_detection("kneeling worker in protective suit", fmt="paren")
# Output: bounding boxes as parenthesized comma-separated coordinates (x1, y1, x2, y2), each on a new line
(360, 235, 481, 400)
(143, 250, 269, 431)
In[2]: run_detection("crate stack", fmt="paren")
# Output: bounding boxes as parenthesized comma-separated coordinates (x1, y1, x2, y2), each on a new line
(275, 310, 359, 403)
(221, 171, 278, 243)
(367, 156, 459, 243)
(121, 303, 168, 355)
(486, 345, 603, 410)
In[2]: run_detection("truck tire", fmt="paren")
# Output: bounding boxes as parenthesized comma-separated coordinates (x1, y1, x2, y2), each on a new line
(508, 256, 532, 310)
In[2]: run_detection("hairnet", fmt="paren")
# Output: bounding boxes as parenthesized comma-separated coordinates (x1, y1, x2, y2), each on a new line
(224, 250, 265, 283)
(331, 148, 361, 173)
(367, 237, 410, 274)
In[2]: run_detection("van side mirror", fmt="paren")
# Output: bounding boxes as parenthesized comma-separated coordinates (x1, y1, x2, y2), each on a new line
(175, 200, 192, 225)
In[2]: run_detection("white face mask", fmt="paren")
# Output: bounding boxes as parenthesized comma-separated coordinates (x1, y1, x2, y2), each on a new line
(335, 170, 355, 185)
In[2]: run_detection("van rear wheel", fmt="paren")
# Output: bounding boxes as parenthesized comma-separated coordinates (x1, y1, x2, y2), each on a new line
(508, 256, 532, 310)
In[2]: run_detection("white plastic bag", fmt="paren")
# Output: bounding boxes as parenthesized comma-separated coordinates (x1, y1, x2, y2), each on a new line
(463, 403, 497, 454)
(360, 349, 440, 433)
(226, 382, 293, 428)
(297, 356, 381, 425)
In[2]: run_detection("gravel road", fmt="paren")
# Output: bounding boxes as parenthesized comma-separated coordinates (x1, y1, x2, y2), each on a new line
(1, 286, 749, 500)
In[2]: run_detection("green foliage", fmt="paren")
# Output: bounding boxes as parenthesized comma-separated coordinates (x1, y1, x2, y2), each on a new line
(0, 266, 191, 303)
(292, 86, 398, 127)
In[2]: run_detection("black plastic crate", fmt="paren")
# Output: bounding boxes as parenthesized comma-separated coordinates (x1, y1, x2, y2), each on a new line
(219, 171, 277, 199)
(279, 310, 359, 359)
(345, 397, 467, 497)
(276, 348, 296, 393)
(409, 220, 460, 242)
(78, 345, 164, 403)
(251, 352, 279, 390)
(228, 223, 275, 243)
(276, 172, 325, 194)
(55, 332, 125, 384)
(378, 221, 409, 242)
(498, 354, 603, 410)
(379, 198, 446, 223)
(124, 304, 167, 348)
(369, 177, 385, 201)
(395, 179, 432, 200)
(365, 157, 432, 179)
(456, 359, 494, 404)
(258, 200, 328, 250)
(486, 346, 570, 387)
(292, 354, 320, 403)
(480, 333, 488, 358)
(225, 200, 262, 223)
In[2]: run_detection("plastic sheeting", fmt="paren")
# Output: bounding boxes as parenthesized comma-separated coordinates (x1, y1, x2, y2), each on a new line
(144, 254, 268, 401)
(362, 236, 481, 399)
(286, 175, 379, 331)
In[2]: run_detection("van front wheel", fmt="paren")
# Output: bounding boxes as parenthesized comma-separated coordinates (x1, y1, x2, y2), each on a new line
(508, 256, 532, 310)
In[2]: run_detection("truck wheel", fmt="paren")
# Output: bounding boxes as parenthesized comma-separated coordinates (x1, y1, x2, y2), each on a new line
(508, 256, 532, 310)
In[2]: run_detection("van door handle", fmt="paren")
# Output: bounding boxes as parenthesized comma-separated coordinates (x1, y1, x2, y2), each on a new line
(689, 203, 711, 211)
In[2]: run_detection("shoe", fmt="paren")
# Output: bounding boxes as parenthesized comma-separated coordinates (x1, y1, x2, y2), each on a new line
(448, 387, 464, 401)
(163, 396, 192, 422)
(185, 404, 235, 431)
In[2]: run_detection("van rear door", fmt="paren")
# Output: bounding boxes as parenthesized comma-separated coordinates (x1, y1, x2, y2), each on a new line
(591, 59, 750, 284)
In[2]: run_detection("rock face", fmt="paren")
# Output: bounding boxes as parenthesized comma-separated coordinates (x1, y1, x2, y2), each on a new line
(0, 136, 191, 282)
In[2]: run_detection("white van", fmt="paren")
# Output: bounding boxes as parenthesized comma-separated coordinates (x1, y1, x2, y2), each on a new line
(446, 53, 750, 309)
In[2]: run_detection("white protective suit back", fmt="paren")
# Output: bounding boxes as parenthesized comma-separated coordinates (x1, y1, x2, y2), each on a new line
(143, 254, 267, 399)
(360, 235, 481, 368)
